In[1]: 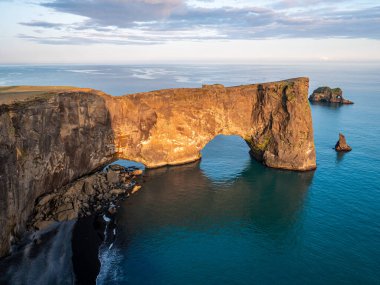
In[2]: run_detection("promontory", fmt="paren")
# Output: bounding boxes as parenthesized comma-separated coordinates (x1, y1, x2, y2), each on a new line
(0, 77, 316, 257)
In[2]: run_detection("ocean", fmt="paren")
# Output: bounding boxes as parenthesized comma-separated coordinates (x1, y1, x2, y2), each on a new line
(0, 63, 379, 284)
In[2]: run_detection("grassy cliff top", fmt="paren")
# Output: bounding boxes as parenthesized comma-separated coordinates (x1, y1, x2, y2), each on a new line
(0, 86, 94, 105)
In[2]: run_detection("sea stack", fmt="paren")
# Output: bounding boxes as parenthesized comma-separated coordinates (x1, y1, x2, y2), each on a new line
(335, 133, 352, 152)
(309, 87, 353, 104)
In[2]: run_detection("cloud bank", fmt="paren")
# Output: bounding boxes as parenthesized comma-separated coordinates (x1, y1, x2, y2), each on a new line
(19, 0, 380, 44)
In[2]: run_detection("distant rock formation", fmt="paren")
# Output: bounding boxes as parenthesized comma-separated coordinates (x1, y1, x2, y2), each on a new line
(309, 87, 353, 104)
(0, 77, 316, 257)
(335, 133, 352, 152)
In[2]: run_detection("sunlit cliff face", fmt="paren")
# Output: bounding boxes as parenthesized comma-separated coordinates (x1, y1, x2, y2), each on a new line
(104, 78, 316, 170)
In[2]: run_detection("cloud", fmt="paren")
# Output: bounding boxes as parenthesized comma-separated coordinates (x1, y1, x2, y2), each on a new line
(20, 21, 64, 29)
(42, 0, 185, 25)
(19, 0, 380, 44)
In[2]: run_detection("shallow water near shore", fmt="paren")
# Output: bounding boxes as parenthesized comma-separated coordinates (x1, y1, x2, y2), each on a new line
(1, 63, 380, 284)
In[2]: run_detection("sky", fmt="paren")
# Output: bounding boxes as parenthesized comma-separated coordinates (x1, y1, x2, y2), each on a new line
(0, 0, 380, 64)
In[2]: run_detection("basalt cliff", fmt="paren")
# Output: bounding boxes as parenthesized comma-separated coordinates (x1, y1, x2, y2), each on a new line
(0, 77, 316, 257)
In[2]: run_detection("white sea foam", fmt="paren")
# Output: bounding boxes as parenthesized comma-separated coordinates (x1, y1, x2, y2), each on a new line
(65, 69, 105, 75)
(96, 245, 124, 284)
(131, 68, 169, 80)
(103, 215, 111, 222)
(174, 76, 190, 83)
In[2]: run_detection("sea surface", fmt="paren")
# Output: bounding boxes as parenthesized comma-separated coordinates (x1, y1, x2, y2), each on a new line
(0, 63, 379, 284)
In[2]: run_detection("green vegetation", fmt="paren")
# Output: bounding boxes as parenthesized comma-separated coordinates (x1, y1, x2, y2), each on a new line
(332, 88, 342, 93)
(246, 134, 271, 153)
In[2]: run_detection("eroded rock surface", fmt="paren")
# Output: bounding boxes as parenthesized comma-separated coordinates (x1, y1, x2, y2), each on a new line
(29, 164, 142, 231)
(309, 87, 353, 104)
(0, 89, 115, 257)
(0, 77, 316, 257)
(335, 133, 352, 152)
(108, 77, 316, 170)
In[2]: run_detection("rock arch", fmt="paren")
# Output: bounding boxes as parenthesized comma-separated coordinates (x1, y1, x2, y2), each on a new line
(105, 77, 316, 171)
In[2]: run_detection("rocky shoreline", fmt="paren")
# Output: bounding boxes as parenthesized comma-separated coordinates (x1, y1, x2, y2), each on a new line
(0, 164, 144, 284)
(28, 164, 143, 232)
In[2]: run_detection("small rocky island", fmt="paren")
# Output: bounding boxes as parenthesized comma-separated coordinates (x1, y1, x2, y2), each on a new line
(309, 87, 353, 104)
(335, 133, 352, 152)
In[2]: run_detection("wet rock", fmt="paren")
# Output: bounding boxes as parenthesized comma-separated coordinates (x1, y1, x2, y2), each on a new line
(108, 164, 125, 172)
(309, 87, 353, 104)
(131, 185, 142, 194)
(33, 220, 54, 230)
(28, 165, 142, 232)
(110, 188, 125, 195)
(108, 206, 117, 215)
(56, 209, 77, 221)
(335, 133, 352, 152)
(132, 169, 143, 176)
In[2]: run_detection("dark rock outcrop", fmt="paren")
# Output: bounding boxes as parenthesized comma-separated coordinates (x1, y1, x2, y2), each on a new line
(0, 88, 115, 258)
(29, 165, 142, 231)
(0, 77, 316, 257)
(335, 133, 352, 152)
(309, 87, 353, 104)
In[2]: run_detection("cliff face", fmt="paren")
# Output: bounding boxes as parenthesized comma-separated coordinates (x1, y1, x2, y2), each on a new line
(107, 77, 316, 170)
(0, 90, 115, 257)
(0, 77, 316, 257)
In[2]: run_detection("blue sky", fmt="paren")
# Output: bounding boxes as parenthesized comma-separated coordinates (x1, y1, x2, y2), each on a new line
(1, 0, 380, 63)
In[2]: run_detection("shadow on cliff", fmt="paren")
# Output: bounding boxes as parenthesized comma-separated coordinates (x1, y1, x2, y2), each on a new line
(0, 91, 117, 284)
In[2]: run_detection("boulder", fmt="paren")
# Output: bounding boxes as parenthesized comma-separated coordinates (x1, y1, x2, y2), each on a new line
(110, 188, 125, 195)
(335, 133, 352, 152)
(106, 170, 119, 184)
(131, 185, 142, 194)
(108, 206, 117, 215)
(56, 209, 77, 221)
(132, 169, 143, 176)
(108, 164, 125, 172)
(33, 220, 55, 230)
(37, 193, 56, 206)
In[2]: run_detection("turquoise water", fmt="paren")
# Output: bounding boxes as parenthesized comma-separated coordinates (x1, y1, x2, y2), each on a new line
(1, 64, 380, 284)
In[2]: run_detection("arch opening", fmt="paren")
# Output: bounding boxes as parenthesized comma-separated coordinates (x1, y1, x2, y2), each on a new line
(200, 135, 252, 183)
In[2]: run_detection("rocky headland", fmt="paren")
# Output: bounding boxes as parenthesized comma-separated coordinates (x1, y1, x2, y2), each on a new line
(0, 77, 316, 257)
(309, 87, 353, 104)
